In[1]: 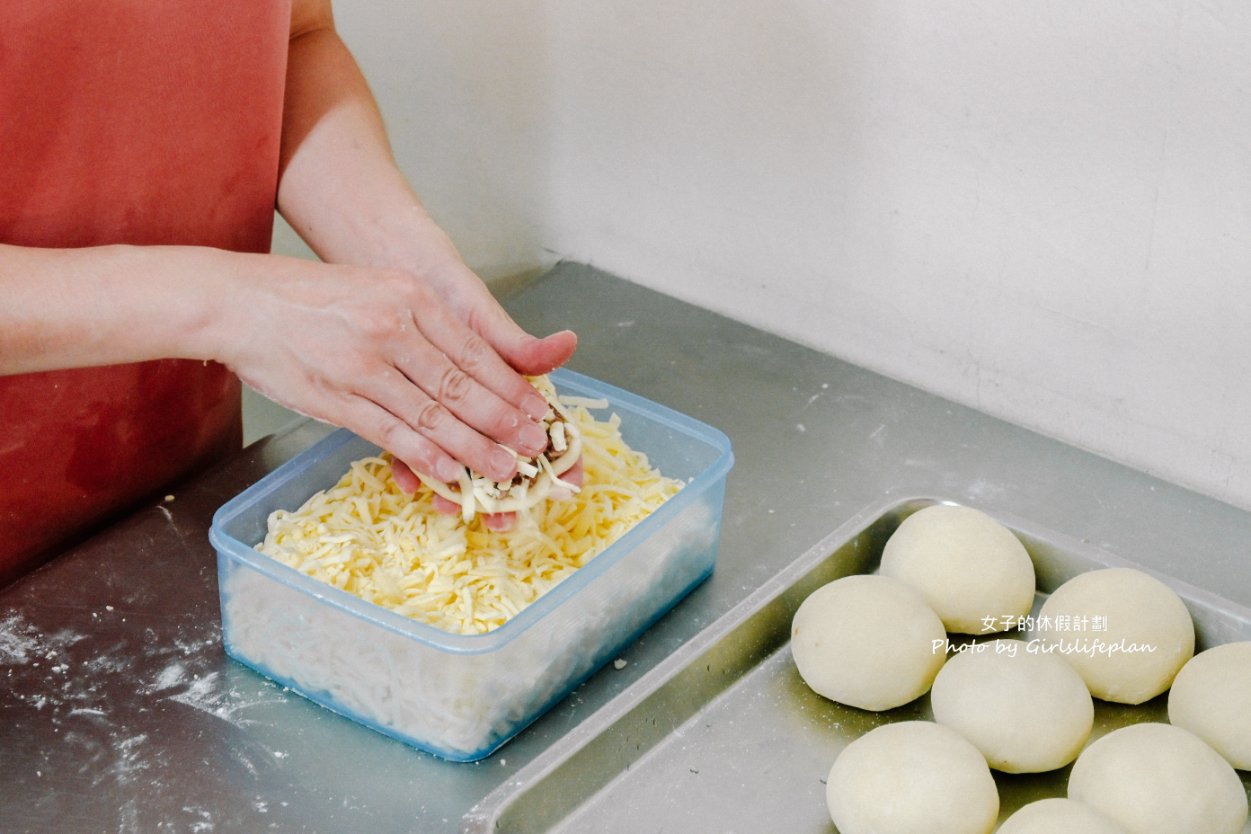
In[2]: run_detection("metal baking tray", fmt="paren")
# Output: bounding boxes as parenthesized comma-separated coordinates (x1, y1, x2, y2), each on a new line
(464, 497, 1251, 832)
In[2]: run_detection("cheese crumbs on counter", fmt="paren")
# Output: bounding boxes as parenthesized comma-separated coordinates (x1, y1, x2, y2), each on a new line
(255, 399, 683, 635)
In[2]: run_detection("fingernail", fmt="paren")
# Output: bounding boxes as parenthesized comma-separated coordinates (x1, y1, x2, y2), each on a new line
(484, 512, 515, 532)
(393, 469, 417, 494)
(519, 422, 547, 452)
(522, 392, 548, 420)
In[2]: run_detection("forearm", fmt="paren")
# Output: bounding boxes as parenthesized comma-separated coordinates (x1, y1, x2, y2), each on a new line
(0, 243, 242, 375)
(266, 2, 577, 494)
(277, 19, 454, 276)
(275, 7, 576, 381)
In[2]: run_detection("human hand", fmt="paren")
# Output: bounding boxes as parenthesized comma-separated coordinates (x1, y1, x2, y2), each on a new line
(220, 253, 576, 487)
(391, 456, 585, 531)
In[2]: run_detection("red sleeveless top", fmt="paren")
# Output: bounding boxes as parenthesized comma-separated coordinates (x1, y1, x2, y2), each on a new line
(0, 1, 292, 585)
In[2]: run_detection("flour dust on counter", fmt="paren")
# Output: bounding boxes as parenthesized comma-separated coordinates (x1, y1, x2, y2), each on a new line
(0, 604, 303, 832)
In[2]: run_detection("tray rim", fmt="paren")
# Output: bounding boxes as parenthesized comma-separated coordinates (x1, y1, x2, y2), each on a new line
(463, 493, 1251, 830)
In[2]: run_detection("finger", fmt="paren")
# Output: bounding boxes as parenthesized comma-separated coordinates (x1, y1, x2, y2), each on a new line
(400, 461, 512, 529)
(431, 494, 513, 531)
(391, 458, 420, 494)
(333, 392, 467, 485)
(482, 511, 516, 532)
(430, 263, 579, 377)
(452, 280, 579, 375)
(387, 325, 549, 458)
(408, 291, 561, 422)
(505, 329, 579, 377)
(473, 308, 578, 377)
(549, 456, 585, 502)
(432, 494, 460, 515)
(362, 371, 518, 483)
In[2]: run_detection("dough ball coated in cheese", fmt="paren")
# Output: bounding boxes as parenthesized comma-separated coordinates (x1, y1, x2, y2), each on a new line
(1167, 640, 1251, 770)
(791, 574, 946, 711)
(1034, 567, 1194, 704)
(997, 798, 1128, 834)
(1067, 723, 1247, 834)
(826, 721, 998, 834)
(930, 644, 1093, 773)
(880, 504, 1035, 634)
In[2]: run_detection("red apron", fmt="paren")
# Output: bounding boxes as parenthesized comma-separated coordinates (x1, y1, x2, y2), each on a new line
(0, 1, 292, 585)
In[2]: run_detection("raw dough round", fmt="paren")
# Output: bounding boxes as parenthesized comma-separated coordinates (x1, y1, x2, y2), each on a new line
(930, 642, 1093, 772)
(880, 504, 1035, 634)
(791, 574, 946, 711)
(1167, 640, 1251, 770)
(1068, 723, 1248, 834)
(826, 721, 998, 834)
(1034, 568, 1194, 704)
(997, 798, 1128, 834)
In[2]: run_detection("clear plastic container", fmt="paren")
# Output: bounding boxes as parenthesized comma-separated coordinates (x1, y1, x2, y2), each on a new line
(209, 369, 734, 761)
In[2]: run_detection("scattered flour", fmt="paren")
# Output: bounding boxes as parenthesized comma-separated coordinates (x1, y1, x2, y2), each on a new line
(150, 661, 189, 692)
(95, 734, 153, 790)
(8, 604, 290, 831)
(5, 617, 89, 657)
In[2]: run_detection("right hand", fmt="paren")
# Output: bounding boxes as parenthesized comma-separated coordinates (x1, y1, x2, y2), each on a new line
(218, 253, 576, 486)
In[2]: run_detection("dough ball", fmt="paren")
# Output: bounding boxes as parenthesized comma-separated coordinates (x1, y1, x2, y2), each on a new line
(1068, 723, 1248, 834)
(880, 504, 1035, 634)
(930, 643, 1093, 772)
(997, 798, 1128, 834)
(1034, 568, 1194, 704)
(826, 721, 998, 834)
(1167, 640, 1251, 770)
(791, 574, 946, 711)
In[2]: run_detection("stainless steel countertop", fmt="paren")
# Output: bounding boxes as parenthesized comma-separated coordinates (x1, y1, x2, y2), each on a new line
(4, 262, 1249, 833)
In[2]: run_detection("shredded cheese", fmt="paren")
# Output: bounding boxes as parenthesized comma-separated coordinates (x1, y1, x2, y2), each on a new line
(256, 398, 683, 635)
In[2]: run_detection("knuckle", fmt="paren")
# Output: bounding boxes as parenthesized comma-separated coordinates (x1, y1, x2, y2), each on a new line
(319, 350, 359, 380)
(361, 317, 389, 342)
(355, 311, 390, 344)
(415, 400, 447, 434)
(374, 415, 407, 450)
(458, 333, 489, 372)
(437, 366, 471, 405)
(464, 303, 501, 338)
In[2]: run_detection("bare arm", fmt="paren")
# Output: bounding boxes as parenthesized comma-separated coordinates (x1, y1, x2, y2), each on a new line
(257, 0, 577, 484)
(0, 243, 225, 373)
(0, 1, 576, 487)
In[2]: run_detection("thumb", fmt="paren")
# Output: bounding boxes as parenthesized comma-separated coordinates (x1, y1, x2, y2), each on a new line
(503, 328, 578, 376)
(473, 298, 577, 375)
(431, 259, 579, 374)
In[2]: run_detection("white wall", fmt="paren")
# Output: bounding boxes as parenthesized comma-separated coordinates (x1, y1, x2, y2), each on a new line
(313, 0, 1251, 509)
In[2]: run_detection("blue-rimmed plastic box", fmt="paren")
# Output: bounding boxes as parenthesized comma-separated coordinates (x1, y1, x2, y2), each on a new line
(209, 369, 734, 762)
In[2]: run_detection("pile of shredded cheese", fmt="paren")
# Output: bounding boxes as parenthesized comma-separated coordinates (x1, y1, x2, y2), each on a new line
(256, 398, 683, 635)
